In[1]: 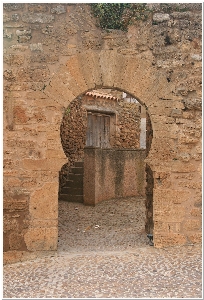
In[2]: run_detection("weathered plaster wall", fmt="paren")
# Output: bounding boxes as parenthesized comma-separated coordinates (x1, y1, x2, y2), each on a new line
(3, 3, 202, 263)
(84, 148, 146, 206)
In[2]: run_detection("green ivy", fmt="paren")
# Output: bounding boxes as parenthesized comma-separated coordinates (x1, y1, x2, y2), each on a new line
(65, 107, 70, 115)
(90, 3, 151, 31)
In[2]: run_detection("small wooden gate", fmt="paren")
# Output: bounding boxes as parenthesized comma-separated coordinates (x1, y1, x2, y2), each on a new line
(86, 112, 110, 148)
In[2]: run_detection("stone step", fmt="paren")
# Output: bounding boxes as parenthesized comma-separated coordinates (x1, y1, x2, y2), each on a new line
(59, 194, 83, 203)
(68, 173, 83, 182)
(61, 187, 83, 195)
(64, 180, 83, 189)
(74, 161, 84, 167)
(59, 160, 84, 203)
(71, 167, 84, 175)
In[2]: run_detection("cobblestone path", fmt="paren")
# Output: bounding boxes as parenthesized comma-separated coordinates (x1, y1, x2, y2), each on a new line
(3, 197, 202, 298)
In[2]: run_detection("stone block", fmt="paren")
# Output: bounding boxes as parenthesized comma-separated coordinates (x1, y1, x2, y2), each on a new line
(28, 4, 48, 13)
(3, 169, 18, 177)
(3, 69, 16, 81)
(4, 3, 24, 11)
(22, 158, 67, 171)
(3, 250, 38, 265)
(9, 44, 28, 51)
(46, 130, 60, 140)
(3, 29, 12, 39)
(51, 5, 66, 14)
(154, 188, 190, 205)
(113, 53, 132, 89)
(45, 149, 66, 159)
(194, 199, 202, 208)
(126, 59, 171, 104)
(49, 77, 76, 104)
(187, 233, 202, 244)
(153, 13, 170, 22)
(182, 98, 202, 110)
(190, 208, 201, 217)
(29, 43, 43, 51)
(29, 182, 58, 220)
(154, 207, 185, 223)
(9, 232, 26, 250)
(13, 105, 29, 124)
(171, 161, 197, 172)
(29, 53, 59, 64)
(17, 65, 50, 82)
(4, 54, 24, 65)
(66, 55, 88, 93)
(99, 50, 119, 88)
(167, 222, 181, 233)
(77, 51, 100, 89)
(53, 65, 80, 95)
(154, 171, 171, 189)
(179, 136, 199, 144)
(22, 13, 54, 23)
(47, 139, 63, 150)
(3, 14, 11, 23)
(42, 84, 67, 105)
(30, 219, 58, 228)
(153, 221, 168, 233)
(6, 177, 21, 187)
(154, 221, 181, 233)
(40, 170, 59, 182)
(3, 233, 10, 252)
(7, 138, 37, 149)
(37, 124, 60, 132)
(16, 29, 31, 37)
(3, 199, 28, 211)
(26, 90, 48, 101)
(183, 220, 201, 231)
(149, 137, 177, 161)
(84, 50, 103, 87)
(3, 216, 18, 232)
(21, 177, 38, 189)
(154, 233, 187, 248)
(24, 227, 58, 251)
(178, 180, 201, 190)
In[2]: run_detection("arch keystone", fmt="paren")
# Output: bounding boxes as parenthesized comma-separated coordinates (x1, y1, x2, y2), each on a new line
(77, 51, 103, 88)
(99, 50, 120, 88)
(66, 55, 88, 93)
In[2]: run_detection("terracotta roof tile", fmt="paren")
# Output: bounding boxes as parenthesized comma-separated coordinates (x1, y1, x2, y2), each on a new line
(85, 90, 118, 101)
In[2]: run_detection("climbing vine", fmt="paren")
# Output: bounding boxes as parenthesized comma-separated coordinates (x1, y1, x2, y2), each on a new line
(90, 3, 151, 31)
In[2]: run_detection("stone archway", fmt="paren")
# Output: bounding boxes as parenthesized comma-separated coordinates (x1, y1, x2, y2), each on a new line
(23, 49, 179, 251)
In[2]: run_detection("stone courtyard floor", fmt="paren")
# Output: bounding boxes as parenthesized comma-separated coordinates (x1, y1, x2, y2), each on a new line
(3, 197, 202, 298)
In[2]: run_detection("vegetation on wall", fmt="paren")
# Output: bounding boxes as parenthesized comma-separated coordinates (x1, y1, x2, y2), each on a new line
(90, 3, 151, 31)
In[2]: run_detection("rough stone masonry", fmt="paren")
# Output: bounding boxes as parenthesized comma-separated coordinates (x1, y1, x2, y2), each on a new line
(3, 3, 202, 264)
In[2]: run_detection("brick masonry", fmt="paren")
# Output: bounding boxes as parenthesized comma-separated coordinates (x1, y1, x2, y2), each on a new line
(3, 3, 202, 262)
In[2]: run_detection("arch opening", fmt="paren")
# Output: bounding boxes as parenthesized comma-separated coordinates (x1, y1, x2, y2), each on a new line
(58, 87, 154, 251)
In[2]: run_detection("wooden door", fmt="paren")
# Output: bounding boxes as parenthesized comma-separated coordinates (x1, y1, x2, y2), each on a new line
(86, 112, 110, 148)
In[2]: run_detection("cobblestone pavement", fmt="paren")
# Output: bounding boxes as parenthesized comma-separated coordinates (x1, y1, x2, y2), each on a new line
(3, 197, 202, 298)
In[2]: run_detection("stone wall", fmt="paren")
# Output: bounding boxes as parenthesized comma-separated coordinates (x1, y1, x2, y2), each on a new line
(3, 3, 202, 263)
(145, 112, 154, 234)
(84, 148, 146, 206)
(59, 91, 141, 190)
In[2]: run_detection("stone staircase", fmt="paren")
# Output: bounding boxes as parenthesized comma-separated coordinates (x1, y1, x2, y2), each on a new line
(59, 161, 84, 203)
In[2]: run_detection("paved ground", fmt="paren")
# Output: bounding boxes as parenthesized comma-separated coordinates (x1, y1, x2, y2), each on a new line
(3, 197, 202, 298)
